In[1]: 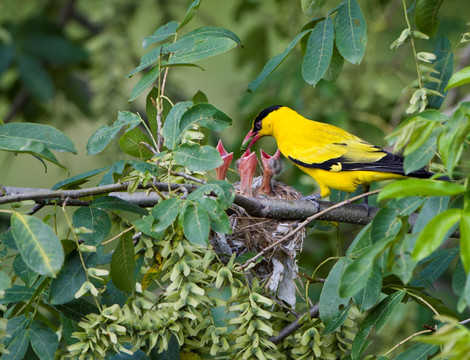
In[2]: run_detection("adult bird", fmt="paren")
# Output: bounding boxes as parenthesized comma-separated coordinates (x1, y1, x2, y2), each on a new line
(242, 105, 439, 199)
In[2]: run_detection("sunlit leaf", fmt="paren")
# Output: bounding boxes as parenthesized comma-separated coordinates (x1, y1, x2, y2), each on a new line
(87, 111, 141, 155)
(173, 143, 222, 171)
(445, 66, 470, 91)
(248, 30, 311, 92)
(162, 101, 193, 150)
(412, 209, 461, 262)
(11, 213, 64, 278)
(334, 0, 367, 65)
(143, 21, 179, 49)
(302, 18, 334, 86)
(183, 203, 210, 246)
(378, 179, 464, 201)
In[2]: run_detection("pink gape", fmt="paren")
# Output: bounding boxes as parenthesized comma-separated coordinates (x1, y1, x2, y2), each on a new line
(236, 149, 257, 196)
(215, 140, 234, 181)
(258, 149, 282, 196)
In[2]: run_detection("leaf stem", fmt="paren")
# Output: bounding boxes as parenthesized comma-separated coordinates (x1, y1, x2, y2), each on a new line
(402, 0, 423, 89)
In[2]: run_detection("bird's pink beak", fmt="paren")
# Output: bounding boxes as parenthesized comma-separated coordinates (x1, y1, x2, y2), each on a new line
(237, 149, 257, 197)
(215, 140, 233, 180)
(258, 149, 281, 196)
(241, 129, 260, 151)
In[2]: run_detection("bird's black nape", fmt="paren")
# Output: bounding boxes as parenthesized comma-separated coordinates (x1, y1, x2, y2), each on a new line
(253, 105, 283, 131)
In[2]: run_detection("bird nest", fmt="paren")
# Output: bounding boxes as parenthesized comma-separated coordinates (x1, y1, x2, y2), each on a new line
(210, 177, 305, 306)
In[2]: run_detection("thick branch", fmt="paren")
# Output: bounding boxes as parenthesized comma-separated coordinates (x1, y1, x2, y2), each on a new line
(0, 184, 460, 237)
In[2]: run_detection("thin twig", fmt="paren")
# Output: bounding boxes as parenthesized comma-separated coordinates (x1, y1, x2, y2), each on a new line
(169, 170, 206, 184)
(238, 190, 380, 270)
(268, 303, 320, 345)
(102, 225, 135, 245)
(382, 329, 433, 357)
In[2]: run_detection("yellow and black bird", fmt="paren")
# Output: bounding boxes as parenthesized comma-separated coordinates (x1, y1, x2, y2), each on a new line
(242, 105, 438, 198)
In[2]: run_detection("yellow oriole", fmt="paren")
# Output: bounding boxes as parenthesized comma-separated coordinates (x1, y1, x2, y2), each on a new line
(242, 105, 437, 198)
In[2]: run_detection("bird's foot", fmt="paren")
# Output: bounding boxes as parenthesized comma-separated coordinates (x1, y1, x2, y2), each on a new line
(301, 194, 321, 212)
(360, 197, 372, 217)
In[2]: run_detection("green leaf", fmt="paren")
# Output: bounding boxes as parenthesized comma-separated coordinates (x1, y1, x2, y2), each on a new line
(183, 203, 210, 246)
(438, 103, 470, 175)
(118, 127, 154, 160)
(427, 38, 453, 108)
(2, 329, 29, 360)
(126, 46, 164, 78)
(3, 315, 28, 348)
(301, 0, 328, 15)
(111, 232, 135, 293)
(351, 291, 406, 360)
(403, 121, 437, 156)
(49, 251, 86, 305)
(162, 101, 194, 149)
(347, 222, 372, 256)
(353, 262, 382, 311)
(17, 55, 55, 102)
(187, 180, 235, 209)
(29, 320, 59, 360)
(143, 21, 179, 49)
(319, 257, 352, 324)
(90, 196, 148, 215)
(72, 207, 111, 245)
(0, 123, 76, 155)
(0, 285, 35, 304)
(24, 33, 88, 66)
(51, 167, 109, 190)
(460, 212, 470, 273)
(322, 303, 353, 335)
(334, 0, 367, 65)
(412, 209, 461, 262)
(393, 343, 439, 360)
(445, 66, 470, 91)
(391, 234, 418, 283)
(322, 44, 344, 82)
(133, 214, 164, 240)
(411, 247, 459, 288)
(163, 37, 195, 55)
(404, 127, 440, 174)
(378, 179, 465, 201)
(302, 18, 334, 86)
(11, 214, 64, 278)
(151, 198, 181, 232)
(0, 270, 11, 291)
(87, 111, 141, 155)
(179, 103, 232, 135)
(168, 27, 241, 64)
(198, 197, 231, 234)
(248, 30, 311, 92)
(412, 196, 450, 234)
(173, 143, 223, 171)
(192, 90, 208, 104)
(452, 260, 465, 297)
(177, 0, 201, 30)
(388, 196, 426, 216)
(13, 254, 39, 287)
(129, 66, 159, 102)
(340, 237, 395, 297)
(415, 0, 443, 37)
(370, 208, 402, 244)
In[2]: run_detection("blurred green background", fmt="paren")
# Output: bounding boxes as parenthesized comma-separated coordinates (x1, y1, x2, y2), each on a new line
(1, 0, 469, 351)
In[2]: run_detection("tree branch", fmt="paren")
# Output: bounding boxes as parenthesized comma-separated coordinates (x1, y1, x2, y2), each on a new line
(0, 183, 460, 237)
(269, 303, 320, 344)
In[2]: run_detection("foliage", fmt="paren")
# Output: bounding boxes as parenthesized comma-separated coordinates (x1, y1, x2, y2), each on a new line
(0, 0, 470, 360)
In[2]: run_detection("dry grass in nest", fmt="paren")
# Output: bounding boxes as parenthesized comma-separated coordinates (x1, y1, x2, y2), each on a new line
(210, 177, 306, 306)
